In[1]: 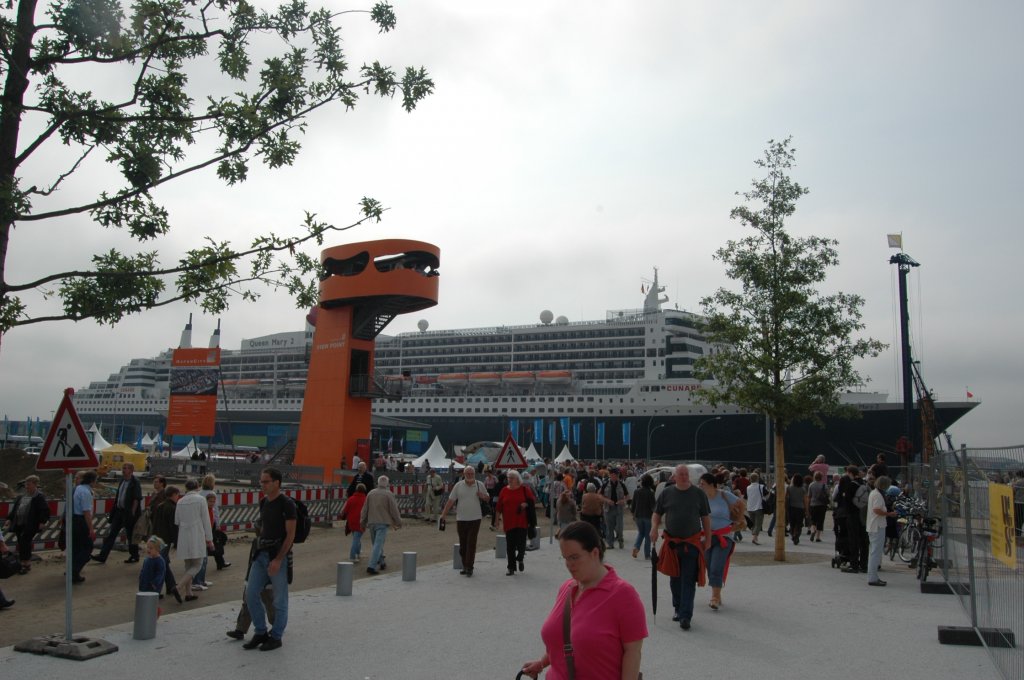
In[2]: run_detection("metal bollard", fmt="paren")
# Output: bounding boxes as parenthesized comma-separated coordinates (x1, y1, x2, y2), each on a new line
(133, 591, 160, 640)
(402, 552, 417, 582)
(496, 534, 507, 559)
(453, 544, 463, 570)
(337, 562, 353, 596)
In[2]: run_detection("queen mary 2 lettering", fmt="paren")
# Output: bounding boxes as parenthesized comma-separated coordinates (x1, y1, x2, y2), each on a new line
(69, 270, 978, 465)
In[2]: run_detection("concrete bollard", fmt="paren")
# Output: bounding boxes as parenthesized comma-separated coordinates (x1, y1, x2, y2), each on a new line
(402, 552, 417, 582)
(496, 534, 507, 559)
(337, 561, 353, 596)
(132, 591, 160, 640)
(529, 533, 541, 551)
(453, 544, 463, 570)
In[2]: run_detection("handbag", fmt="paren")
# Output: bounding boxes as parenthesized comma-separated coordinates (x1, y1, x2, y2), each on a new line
(0, 553, 19, 579)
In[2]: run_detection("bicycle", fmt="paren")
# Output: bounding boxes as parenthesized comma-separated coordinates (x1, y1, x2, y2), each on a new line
(889, 496, 926, 562)
(912, 516, 942, 582)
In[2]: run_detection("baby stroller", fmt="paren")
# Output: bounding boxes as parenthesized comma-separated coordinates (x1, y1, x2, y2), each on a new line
(830, 508, 851, 569)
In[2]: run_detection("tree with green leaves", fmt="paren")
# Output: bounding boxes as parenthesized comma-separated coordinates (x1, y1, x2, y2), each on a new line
(694, 137, 886, 561)
(0, 0, 433, 349)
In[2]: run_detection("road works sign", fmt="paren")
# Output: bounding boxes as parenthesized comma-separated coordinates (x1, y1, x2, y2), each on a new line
(36, 388, 98, 471)
(493, 433, 527, 469)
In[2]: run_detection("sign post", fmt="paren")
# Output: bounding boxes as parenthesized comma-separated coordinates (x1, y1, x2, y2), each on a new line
(15, 388, 118, 660)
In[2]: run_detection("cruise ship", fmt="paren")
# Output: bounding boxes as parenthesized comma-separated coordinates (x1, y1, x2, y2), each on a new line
(71, 271, 977, 465)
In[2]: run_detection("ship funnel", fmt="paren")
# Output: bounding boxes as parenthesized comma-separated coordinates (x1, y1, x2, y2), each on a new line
(209, 319, 221, 348)
(179, 313, 193, 348)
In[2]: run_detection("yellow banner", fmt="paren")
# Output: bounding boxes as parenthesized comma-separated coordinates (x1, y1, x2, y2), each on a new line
(988, 483, 1017, 568)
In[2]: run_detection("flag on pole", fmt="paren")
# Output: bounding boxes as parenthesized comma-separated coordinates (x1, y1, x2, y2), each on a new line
(534, 419, 543, 443)
(597, 422, 605, 446)
(966, 388, 974, 399)
(548, 421, 556, 444)
(887, 234, 903, 249)
(622, 422, 631, 446)
(509, 419, 519, 443)
(572, 422, 580, 445)
(387, 435, 394, 453)
(559, 417, 569, 439)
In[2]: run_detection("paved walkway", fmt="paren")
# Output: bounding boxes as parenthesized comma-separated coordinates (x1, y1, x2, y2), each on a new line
(0, 532, 997, 679)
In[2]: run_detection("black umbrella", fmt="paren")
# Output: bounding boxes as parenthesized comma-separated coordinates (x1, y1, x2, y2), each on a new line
(650, 544, 658, 617)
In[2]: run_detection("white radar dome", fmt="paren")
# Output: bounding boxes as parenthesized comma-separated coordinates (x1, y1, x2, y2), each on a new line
(417, 319, 429, 332)
(555, 315, 569, 325)
(540, 310, 554, 325)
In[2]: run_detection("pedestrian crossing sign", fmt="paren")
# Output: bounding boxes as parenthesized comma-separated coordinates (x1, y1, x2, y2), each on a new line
(493, 433, 527, 469)
(36, 388, 99, 471)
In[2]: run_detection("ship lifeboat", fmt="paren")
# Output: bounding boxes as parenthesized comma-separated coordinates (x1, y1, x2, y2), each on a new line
(437, 373, 469, 386)
(415, 375, 438, 385)
(536, 370, 572, 384)
(469, 372, 501, 385)
(502, 371, 536, 384)
(384, 375, 412, 382)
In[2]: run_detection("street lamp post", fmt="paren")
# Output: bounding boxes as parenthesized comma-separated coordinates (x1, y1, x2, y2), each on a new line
(693, 417, 721, 460)
(647, 423, 666, 461)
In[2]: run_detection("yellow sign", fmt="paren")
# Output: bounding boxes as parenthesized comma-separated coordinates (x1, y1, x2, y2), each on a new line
(988, 483, 1016, 568)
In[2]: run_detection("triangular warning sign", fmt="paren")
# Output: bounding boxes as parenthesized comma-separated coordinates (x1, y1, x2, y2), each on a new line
(493, 432, 527, 469)
(37, 388, 99, 471)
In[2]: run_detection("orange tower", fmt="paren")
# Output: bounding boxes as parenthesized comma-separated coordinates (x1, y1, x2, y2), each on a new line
(293, 239, 440, 482)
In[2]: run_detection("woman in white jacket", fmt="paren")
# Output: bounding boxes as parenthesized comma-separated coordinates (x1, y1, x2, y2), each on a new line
(174, 479, 214, 601)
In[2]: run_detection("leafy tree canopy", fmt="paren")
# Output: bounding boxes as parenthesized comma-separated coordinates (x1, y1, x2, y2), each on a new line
(0, 0, 434, 341)
(694, 137, 886, 432)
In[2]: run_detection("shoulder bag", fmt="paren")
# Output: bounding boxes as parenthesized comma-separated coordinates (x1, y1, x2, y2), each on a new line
(559, 589, 641, 680)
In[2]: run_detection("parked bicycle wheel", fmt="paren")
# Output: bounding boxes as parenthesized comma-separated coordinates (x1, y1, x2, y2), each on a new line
(897, 524, 920, 563)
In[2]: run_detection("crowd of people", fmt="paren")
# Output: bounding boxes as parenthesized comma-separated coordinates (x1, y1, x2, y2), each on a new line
(5, 451, 1021, 674)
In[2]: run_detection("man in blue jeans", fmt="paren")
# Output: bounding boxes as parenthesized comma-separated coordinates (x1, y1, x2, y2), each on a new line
(650, 465, 711, 631)
(243, 467, 296, 652)
(359, 475, 403, 575)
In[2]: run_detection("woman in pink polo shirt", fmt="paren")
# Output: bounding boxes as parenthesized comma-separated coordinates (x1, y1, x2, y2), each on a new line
(521, 521, 647, 679)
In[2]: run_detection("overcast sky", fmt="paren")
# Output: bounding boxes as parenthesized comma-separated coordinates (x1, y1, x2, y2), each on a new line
(1, 1, 1021, 449)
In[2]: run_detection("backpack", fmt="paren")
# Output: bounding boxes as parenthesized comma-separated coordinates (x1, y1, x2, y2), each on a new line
(293, 499, 312, 544)
(852, 482, 870, 511)
(762, 484, 776, 515)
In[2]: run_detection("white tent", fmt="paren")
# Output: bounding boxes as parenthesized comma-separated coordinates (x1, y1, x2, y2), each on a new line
(553, 445, 575, 463)
(411, 437, 464, 470)
(171, 438, 199, 459)
(88, 425, 112, 452)
(523, 442, 543, 464)
(140, 433, 155, 446)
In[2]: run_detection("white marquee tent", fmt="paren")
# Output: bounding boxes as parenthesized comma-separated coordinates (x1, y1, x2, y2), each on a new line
(523, 442, 543, 464)
(171, 438, 200, 459)
(411, 437, 464, 470)
(553, 445, 575, 463)
(87, 424, 112, 452)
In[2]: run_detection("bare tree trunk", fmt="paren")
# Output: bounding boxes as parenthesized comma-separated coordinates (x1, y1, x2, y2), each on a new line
(774, 427, 787, 561)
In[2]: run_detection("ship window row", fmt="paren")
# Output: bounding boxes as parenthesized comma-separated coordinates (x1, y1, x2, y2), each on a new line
(376, 340, 642, 359)
(386, 327, 644, 350)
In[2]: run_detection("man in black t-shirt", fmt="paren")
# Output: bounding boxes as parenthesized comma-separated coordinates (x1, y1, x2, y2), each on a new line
(243, 467, 296, 652)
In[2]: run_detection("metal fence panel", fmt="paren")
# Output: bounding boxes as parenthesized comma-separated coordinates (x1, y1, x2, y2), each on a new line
(934, 445, 1023, 680)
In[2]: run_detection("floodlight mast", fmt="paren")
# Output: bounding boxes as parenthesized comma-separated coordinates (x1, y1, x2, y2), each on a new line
(889, 252, 920, 451)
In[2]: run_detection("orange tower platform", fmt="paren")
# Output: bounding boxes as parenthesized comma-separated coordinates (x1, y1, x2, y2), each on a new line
(293, 239, 440, 482)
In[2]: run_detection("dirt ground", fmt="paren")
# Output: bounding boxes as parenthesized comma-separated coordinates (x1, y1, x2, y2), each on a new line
(0, 518, 457, 647)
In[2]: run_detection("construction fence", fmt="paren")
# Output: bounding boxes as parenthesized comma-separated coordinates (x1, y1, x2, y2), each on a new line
(1, 481, 443, 552)
(933, 445, 1023, 680)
